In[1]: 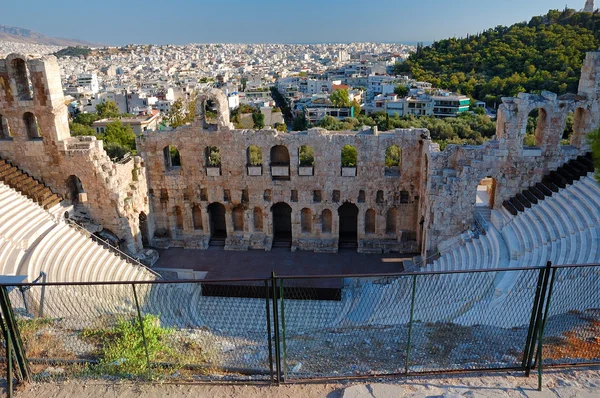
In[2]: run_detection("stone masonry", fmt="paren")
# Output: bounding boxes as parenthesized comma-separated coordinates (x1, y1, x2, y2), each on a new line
(0, 51, 599, 260)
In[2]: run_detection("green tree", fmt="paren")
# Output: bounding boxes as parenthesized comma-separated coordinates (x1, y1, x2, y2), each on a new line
(101, 120, 136, 150)
(74, 113, 101, 126)
(351, 99, 361, 116)
(248, 145, 262, 165)
(207, 146, 221, 166)
(385, 145, 402, 167)
(330, 89, 351, 108)
(70, 122, 95, 136)
(394, 85, 409, 97)
(96, 101, 121, 118)
(252, 111, 265, 129)
(104, 142, 130, 160)
(274, 122, 287, 132)
(292, 114, 308, 131)
(298, 145, 315, 166)
(341, 145, 357, 167)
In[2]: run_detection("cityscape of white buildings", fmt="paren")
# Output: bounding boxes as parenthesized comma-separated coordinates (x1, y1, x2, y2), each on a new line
(0, 41, 480, 130)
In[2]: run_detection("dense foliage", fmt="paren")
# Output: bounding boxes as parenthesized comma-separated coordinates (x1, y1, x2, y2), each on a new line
(70, 101, 137, 159)
(54, 46, 92, 58)
(165, 94, 198, 128)
(395, 9, 600, 105)
(316, 112, 496, 149)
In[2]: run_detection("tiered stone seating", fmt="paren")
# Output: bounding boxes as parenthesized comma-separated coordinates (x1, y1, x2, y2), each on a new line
(0, 181, 155, 283)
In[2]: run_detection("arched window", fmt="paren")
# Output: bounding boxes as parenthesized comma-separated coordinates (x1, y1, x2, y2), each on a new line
(175, 206, 184, 230)
(384, 144, 402, 176)
(523, 108, 547, 148)
(322, 209, 332, 233)
(301, 208, 312, 233)
(365, 209, 376, 234)
(205, 146, 221, 167)
(0, 115, 11, 140)
(233, 206, 244, 231)
(341, 145, 357, 176)
(376, 190, 384, 204)
(12, 58, 32, 100)
(247, 145, 262, 166)
(253, 207, 263, 231)
(192, 205, 203, 230)
(23, 112, 41, 140)
(386, 208, 397, 235)
(66, 175, 84, 203)
(298, 145, 315, 166)
(163, 145, 181, 170)
(270, 145, 290, 180)
(571, 107, 588, 148)
(358, 190, 366, 203)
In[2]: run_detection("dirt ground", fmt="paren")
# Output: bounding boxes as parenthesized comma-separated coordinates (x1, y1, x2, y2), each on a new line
(8, 367, 600, 398)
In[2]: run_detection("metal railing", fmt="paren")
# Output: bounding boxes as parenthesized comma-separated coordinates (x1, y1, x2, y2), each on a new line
(0, 262, 598, 394)
(64, 218, 162, 279)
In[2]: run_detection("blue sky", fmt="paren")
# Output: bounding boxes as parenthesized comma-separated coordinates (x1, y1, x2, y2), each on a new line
(2, 0, 586, 45)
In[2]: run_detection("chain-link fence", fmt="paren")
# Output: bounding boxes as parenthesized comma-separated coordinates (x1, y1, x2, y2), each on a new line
(0, 263, 599, 386)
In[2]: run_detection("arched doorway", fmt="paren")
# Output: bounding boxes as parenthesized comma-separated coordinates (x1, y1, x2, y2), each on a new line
(272, 202, 292, 248)
(207, 203, 227, 245)
(476, 177, 496, 208)
(338, 202, 359, 248)
(139, 212, 150, 246)
(66, 175, 84, 203)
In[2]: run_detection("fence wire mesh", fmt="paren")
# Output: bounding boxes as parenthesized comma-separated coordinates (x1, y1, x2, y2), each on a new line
(1, 264, 599, 384)
(542, 266, 600, 366)
(7, 281, 272, 382)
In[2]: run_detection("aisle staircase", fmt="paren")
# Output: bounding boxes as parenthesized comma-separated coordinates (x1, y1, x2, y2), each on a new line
(0, 157, 62, 210)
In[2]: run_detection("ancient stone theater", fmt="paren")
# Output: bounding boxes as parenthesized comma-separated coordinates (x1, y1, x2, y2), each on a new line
(0, 51, 598, 282)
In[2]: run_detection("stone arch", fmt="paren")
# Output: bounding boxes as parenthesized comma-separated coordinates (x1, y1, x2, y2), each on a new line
(270, 145, 290, 181)
(232, 206, 244, 231)
(198, 88, 231, 130)
(139, 212, 150, 246)
(523, 108, 547, 148)
(11, 57, 33, 100)
(322, 209, 332, 233)
(298, 145, 315, 166)
(163, 145, 181, 170)
(301, 208, 312, 233)
(365, 209, 376, 234)
(66, 175, 84, 203)
(207, 202, 227, 239)
(384, 144, 402, 176)
(386, 208, 397, 235)
(247, 145, 262, 166)
(341, 144, 357, 169)
(253, 207, 263, 231)
(23, 112, 41, 140)
(205, 146, 221, 167)
(571, 107, 590, 148)
(192, 205, 203, 230)
(0, 114, 11, 140)
(476, 177, 496, 208)
(174, 206, 184, 231)
(338, 202, 359, 245)
(271, 202, 292, 244)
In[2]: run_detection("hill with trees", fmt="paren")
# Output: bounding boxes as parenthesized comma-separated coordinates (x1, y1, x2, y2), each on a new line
(395, 8, 600, 105)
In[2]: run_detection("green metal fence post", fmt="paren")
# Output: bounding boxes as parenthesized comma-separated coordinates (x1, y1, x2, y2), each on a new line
(131, 284, 151, 378)
(405, 274, 417, 374)
(522, 266, 546, 370)
(271, 272, 281, 385)
(536, 266, 557, 392)
(526, 262, 552, 377)
(279, 278, 287, 381)
(264, 280, 274, 384)
(0, 286, 30, 383)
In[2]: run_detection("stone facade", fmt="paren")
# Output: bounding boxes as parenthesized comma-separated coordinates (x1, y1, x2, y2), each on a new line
(0, 54, 150, 253)
(0, 51, 599, 260)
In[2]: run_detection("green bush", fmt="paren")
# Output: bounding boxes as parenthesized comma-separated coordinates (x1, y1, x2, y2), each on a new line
(385, 145, 402, 167)
(299, 145, 315, 166)
(82, 315, 172, 377)
(207, 146, 221, 166)
(341, 145, 357, 167)
(248, 145, 262, 165)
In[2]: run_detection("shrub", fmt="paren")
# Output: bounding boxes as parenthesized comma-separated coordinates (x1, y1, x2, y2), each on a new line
(341, 145, 357, 167)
